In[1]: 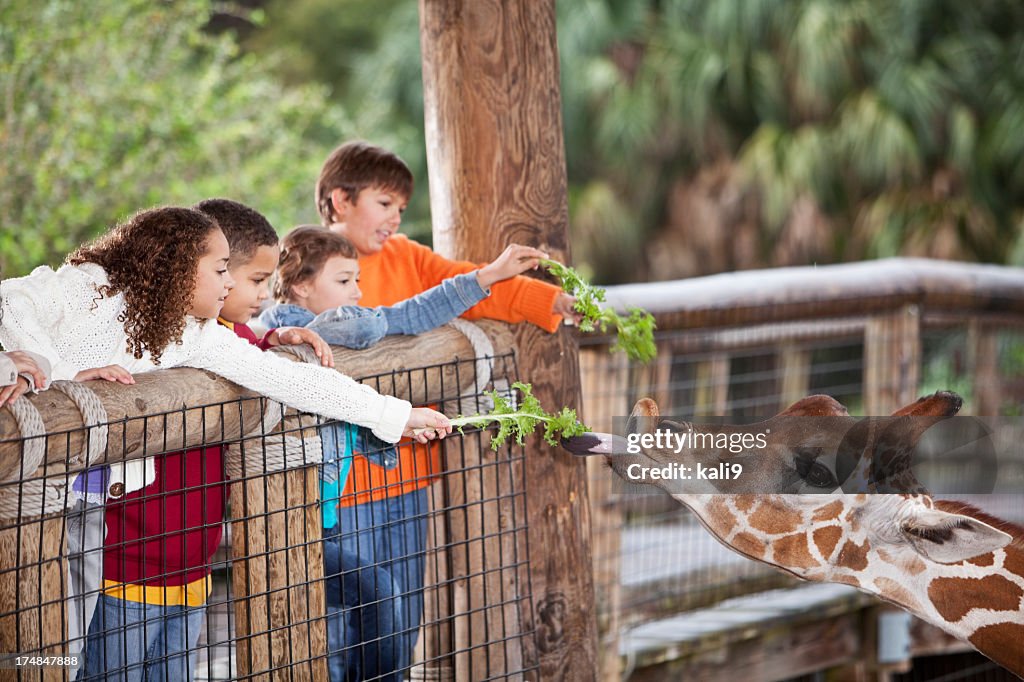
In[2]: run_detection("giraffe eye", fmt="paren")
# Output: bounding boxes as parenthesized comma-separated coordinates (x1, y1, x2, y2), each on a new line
(794, 455, 838, 489)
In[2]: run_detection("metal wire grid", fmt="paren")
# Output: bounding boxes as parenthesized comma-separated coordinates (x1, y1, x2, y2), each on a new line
(0, 351, 536, 681)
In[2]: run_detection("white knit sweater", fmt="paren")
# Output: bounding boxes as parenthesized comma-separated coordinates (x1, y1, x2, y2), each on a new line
(0, 263, 411, 443)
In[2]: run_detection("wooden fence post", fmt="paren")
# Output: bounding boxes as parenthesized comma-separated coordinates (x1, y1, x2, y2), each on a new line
(419, 1, 598, 678)
(864, 305, 921, 415)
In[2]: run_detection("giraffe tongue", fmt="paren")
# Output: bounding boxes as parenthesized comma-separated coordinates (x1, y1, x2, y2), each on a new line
(560, 433, 630, 456)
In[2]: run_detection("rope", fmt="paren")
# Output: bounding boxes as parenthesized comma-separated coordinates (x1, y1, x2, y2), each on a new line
(223, 397, 323, 481)
(0, 380, 109, 519)
(446, 319, 494, 395)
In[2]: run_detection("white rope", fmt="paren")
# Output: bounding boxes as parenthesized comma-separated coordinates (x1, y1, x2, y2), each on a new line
(444, 318, 509, 414)
(223, 397, 323, 481)
(52, 380, 109, 470)
(0, 380, 109, 519)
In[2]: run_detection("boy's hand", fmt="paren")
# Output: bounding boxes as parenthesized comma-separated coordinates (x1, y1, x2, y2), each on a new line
(404, 407, 452, 444)
(267, 327, 335, 368)
(476, 244, 550, 289)
(552, 293, 583, 326)
(75, 365, 135, 384)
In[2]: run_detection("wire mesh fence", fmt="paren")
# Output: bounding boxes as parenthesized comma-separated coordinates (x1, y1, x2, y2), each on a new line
(0, 351, 536, 681)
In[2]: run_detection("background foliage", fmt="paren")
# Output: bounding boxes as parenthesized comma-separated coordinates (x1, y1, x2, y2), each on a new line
(3, 0, 1024, 283)
(0, 0, 353, 276)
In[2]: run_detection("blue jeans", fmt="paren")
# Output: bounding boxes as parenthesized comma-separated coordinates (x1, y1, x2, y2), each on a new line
(330, 488, 429, 674)
(323, 535, 402, 681)
(81, 594, 205, 681)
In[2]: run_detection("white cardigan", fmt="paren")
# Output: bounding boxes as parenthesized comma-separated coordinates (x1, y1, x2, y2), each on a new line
(0, 263, 411, 443)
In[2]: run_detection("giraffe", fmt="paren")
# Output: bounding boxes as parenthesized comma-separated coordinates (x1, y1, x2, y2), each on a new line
(564, 393, 1024, 675)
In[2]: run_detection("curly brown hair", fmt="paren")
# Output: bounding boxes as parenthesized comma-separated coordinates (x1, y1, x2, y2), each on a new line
(68, 207, 220, 364)
(274, 226, 357, 302)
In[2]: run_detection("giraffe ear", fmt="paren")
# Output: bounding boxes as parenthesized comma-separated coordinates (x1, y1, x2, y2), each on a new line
(902, 509, 1012, 564)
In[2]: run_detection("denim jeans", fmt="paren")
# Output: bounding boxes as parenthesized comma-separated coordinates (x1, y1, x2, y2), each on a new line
(66, 500, 107, 681)
(81, 594, 205, 682)
(330, 488, 429, 674)
(323, 535, 402, 681)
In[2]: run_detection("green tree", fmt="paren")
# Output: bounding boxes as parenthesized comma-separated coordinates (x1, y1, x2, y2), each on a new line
(562, 0, 1024, 280)
(249, 0, 1024, 282)
(0, 0, 354, 276)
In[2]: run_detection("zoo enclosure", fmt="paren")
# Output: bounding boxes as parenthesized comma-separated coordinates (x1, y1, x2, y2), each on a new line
(0, 321, 539, 681)
(579, 257, 1024, 680)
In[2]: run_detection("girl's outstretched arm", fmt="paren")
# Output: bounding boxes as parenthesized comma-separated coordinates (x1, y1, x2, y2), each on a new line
(186, 322, 413, 443)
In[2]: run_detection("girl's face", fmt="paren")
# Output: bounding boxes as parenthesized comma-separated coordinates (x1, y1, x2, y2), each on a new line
(189, 229, 235, 319)
(330, 187, 407, 257)
(219, 244, 280, 325)
(291, 255, 361, 314)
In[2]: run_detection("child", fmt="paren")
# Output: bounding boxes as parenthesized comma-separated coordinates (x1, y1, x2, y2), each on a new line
(258, 225, 548, 679)
(314, 141, 578, 671)
(0, 205, 450, 681)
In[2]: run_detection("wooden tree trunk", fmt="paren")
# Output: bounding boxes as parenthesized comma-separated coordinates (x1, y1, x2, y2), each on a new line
(420, 2, 598, 679)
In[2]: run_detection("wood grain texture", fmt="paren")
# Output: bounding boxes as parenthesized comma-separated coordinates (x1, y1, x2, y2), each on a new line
(0, 515, 67, 682)
(420, 1, 597, 678)
(0, 322, 516, 485)
(230, 466, 327, 682)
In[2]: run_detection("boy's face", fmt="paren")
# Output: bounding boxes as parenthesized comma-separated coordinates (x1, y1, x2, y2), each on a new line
(330, 186, 407, 257)
(219, 244, 280, 324)
(190, 229, 234, 320)
(293, 255, 361, 314)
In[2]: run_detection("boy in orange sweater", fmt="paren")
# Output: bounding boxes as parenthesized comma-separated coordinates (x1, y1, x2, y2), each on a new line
(314, 141, 579, 671)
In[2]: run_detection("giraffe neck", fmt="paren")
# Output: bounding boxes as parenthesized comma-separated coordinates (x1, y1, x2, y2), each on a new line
(672, 494, 1024, 675)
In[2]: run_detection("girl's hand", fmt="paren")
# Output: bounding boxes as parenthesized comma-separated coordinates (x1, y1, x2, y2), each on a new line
(404, 407, 452, 444)
(75, 365, 135, 384)
(552, 293, 583, 326)
(476, 244, 550, 289)
(268, 327, 334, 368)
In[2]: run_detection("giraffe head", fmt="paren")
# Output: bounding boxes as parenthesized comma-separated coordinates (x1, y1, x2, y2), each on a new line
(564, 394, 1012, 568)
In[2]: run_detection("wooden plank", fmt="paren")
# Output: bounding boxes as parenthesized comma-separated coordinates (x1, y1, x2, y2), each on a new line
(0, 323, 517, 480)
(864, 304, 921, 415)
(778, 343, 811, 411)
(628, 613, 862, 682)
(599, 258, 1024, 330)
(229, 463, 327, 682)
(579, 348, 627, 681)
(694, 354, 730, 417)
(419, 2, 597, 679)
(967, 320, 1001, 416)
(0, 514, 67, 682)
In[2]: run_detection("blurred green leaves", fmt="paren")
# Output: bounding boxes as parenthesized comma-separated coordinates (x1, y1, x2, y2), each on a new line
(0, 0, 353, 276)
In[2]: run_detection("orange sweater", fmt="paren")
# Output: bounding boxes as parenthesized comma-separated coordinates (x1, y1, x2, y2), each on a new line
(340, 234, 561, 505)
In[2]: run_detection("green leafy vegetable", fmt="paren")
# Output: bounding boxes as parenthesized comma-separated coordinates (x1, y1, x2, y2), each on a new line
(448, 382, 590, 450)
(541, 259, 657, 362)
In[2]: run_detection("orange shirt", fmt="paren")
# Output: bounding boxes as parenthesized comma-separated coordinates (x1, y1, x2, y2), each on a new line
(340, 234, 561, 505)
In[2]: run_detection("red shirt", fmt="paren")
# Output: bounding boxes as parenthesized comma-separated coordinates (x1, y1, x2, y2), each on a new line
(102, 321, 272, 589)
